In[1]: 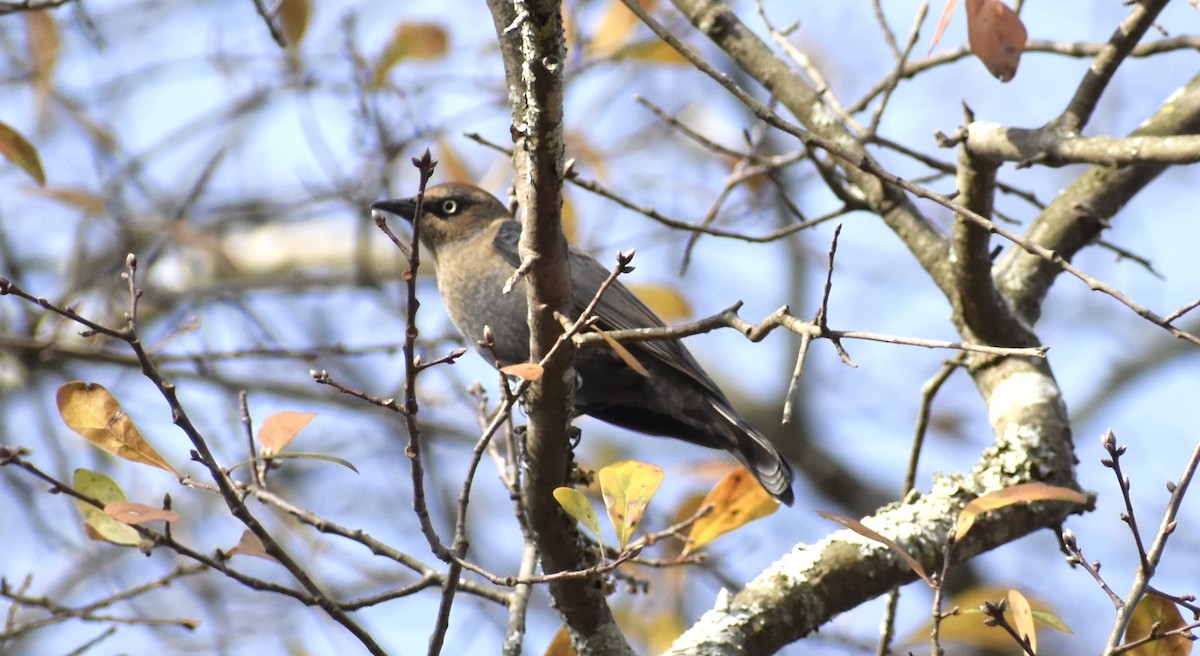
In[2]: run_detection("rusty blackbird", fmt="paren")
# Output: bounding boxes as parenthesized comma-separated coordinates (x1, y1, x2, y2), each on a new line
(372, 182, 794, 505)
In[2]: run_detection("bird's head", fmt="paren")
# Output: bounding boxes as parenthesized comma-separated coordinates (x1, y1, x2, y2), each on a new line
(371, 182, 510, 257)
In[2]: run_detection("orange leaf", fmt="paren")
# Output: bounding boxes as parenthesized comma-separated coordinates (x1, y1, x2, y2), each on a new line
(629, 284, 691, 322)
(1008, 589, 1037, 654)
(501, 362, 545, 381)
(104, 501, 180, 525)
(56, 382, 177, 475)
(258, 410, 317, 456)
(684, 468, 778, 556)
(0, 121, 45, 187)
(598, 460, 663, 550)
(1126, 595, 1191, 656)
(818, 510, 930, 586)
(371, 22, 449, 87)
(543, 625, 577, 656)
(955, 483, 1086, 542)
(966, 0, 1026, 81)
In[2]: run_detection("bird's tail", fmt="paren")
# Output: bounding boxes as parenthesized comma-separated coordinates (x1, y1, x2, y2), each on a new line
(712, 405, 795, 505)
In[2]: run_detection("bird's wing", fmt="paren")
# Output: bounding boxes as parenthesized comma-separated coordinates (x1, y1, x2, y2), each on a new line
(492, 219, 727, 399)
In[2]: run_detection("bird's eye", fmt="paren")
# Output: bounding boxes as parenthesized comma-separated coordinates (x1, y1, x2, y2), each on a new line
(441, 200, 458, 215)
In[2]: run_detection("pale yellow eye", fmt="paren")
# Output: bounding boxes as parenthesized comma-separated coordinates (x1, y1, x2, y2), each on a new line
(441, 199, 458, 214)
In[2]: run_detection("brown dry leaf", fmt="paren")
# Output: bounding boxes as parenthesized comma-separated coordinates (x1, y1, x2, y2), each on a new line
(435, 138, 474, 189)
(500, 362, 545, 381)
(684, 468, 779, 556)
(56, 382, 177, 475)
(629, 283, 691, 322)
(1126, 594, 1191, 656)
(258, 410, 317, 456)
(277, 0, 311, 49)
(73, 469, 143, 547)
(817, 510, 930, 586)
(371, 22, 449, 87)
(598, 460, 663, 550)
(966, 0, 1026, 81)
(228, 530, 279, 563)
(1008, 589, 1037, 654)
(955, 482, 1086, 542)
(21, 184, 105, 214)
(560, 190, 578, 244)
(543, 625, 577, 656)
(0, 121, 45, 187)
(553, 487, 601, 539)
(26, 10, 58, 105)
(591, 326, 650, 378)
(104, 501, 180, 525)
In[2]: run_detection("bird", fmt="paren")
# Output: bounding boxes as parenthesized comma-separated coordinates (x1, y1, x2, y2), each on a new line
(371, 182, 794, 505)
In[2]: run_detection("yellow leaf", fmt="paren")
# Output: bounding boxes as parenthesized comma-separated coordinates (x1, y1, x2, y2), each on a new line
(501, 362, 544, 381)
(258, 410, 317, 456)
(901, 585, 1071, 650)
(628, 283, 691, 322)
(816, 510, 930, 585)
(56, 382, 177, 475)
(588, 0, 643, 58)
(553, 487, 601, 539)
(598, 460, 663, 550)
(955, 482, 1086, 542)
(277, 0, 310, 48)
(1126, 595, 1190, 656)
(371, 22, 449, 87)
(0, 121, 45, 187)
(591, 326, 650, 378)
(1008, 589, 1037, 654)
(104, 501, 180, 525)
(684, 467, 779, 556)
(73, 469, 143, 547)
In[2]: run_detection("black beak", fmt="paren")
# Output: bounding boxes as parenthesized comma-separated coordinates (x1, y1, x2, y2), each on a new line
(370, 197, 418, 222)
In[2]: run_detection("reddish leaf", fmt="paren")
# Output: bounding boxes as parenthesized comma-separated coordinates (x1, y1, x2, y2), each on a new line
(227, 530, 279, 563)
(966, 0, 1026, 81)
(104, 501, 180, 525)
(500, 362, 544, 381)
(591, 327, 650, 378)
(818, 510, 930, 586)
(930, 0, 959, 52)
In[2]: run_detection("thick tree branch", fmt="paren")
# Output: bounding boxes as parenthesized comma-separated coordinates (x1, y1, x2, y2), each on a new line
(487, 1, 631, 653)
(995, 72, 1200, 324)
